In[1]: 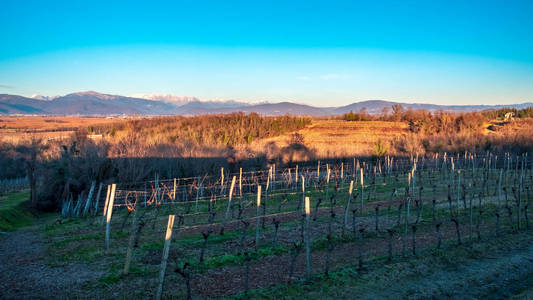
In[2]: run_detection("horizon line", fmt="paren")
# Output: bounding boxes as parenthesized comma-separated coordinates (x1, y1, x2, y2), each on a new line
(2, 90, 532, 108)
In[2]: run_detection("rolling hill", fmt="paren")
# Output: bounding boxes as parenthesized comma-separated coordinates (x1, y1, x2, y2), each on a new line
(0, 91, 531, 116)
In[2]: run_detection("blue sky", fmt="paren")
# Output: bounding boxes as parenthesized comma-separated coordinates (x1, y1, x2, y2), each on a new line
(0, 0, 532, 106)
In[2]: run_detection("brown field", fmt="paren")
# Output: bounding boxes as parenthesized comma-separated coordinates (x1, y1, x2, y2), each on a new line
(2, 116, 531, 160)
(0, 116, 130, 142)
(0, 116, 413, 159)
(252, 118, 533, 159)
(484, 117, 533, 135)
(0, 116, 127, 130)
(250, 120, 409, 158)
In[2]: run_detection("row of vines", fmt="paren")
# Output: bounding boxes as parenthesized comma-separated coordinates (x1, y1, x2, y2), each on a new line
(54, 152, 532, 298)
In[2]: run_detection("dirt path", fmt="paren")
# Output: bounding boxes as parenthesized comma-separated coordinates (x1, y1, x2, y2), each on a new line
(0, 223, 103, 299)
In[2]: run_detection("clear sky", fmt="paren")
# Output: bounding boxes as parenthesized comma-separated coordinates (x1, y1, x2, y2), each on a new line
(1, 0, 532, 106)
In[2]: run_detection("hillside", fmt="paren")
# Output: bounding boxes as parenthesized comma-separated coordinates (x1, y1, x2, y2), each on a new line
(0, 91, 532, 116)
(250, 120, 409, 158)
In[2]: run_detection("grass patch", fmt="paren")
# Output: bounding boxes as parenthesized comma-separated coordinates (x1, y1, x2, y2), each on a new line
(229, 231, 533, 299)
(0, 190, 33, 232)
(98, 273, 122, 285)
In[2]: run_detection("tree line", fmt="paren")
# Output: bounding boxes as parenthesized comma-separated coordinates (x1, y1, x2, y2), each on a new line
(344, 105, 533, 134)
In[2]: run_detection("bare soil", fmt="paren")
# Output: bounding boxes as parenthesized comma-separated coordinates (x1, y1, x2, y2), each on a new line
(1, 213, 532, 299)
(0, 222, 103, 299)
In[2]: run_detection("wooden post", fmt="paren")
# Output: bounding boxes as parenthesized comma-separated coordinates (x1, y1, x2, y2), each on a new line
(195, 176, 200, 213)
(263, 171, 270, 229)
(304, 196, 311, 280)
(268, 166, 273, 191)
(173, 178, 177, 201)
(272, 164, 276, 191)
(255, 185, 262, 249)
(74, 194, 83, 217)
(469, 194, 473, 243)
(451, 157, 455, 172)
(144, 183, 147, 207)
(238, 169, 243, 210)
(456, 170, 461, 211)
(344, 181, 354, 230)
(123, 207, 139, 275)
(518, 177, 522, 231)
(239, 168, 243, 197)
(405, 176, 410, 255)
(83, 181, 96, 216)
(498, 168, 503, 208)
(353, 157, 356, 179)
(155, 174, 160, 204)
(225, 176, 237, 219)
(101, 184, 111, 225)
(317, 161, 320, 182)
(412, 163, 416, 198)
(301, 175, 305, 212)
(265, 168, 270, 193)
(288, 169, 292, 187)
(156, 214, 175, 300)
(220, 167, 224, 194)
(407, 173, 411, 221)
(326, 167, 331, 200)
(360, 168, 364, 214)
(93, 182, 103, 216)
(105, 184, 116, 250)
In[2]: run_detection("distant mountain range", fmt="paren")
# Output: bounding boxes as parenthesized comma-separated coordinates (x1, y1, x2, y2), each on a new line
(0, 91, 531, 116)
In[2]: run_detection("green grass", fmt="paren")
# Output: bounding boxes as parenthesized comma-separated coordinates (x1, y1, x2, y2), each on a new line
(98, 273, 122, 284)
(193, 244, 289, 271)
(7, 165, 523, 298)
(29, 165, 531, 299)
(0, 190, 33, 232)
(226, 231, 533, 300)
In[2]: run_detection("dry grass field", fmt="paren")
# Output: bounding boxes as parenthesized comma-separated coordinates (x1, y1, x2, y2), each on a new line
(0, 116, 410, 157)
(0, 116, 129, 142)
(2, 116, 531, 159)
(485, 117, 533, 135)
(251, 119, 408, 158)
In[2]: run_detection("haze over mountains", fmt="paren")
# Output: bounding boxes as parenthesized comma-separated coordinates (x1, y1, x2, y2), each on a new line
(0, 91, 531, 116)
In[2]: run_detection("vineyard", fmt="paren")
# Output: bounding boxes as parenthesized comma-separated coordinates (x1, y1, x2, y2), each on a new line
(47, 153, 532, 299)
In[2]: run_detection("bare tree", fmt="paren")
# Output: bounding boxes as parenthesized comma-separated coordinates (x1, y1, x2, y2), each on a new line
(16, 138, 47, 206)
